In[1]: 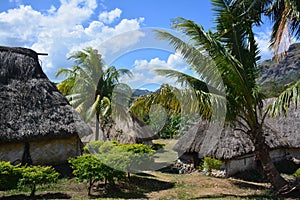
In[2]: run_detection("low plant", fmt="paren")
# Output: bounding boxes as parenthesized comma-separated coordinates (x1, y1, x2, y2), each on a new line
(69, 154, 106, 195)
(293, 168, 300, 177)
(0, 161, 22, 190)
(200, 157, 223, 173)
(18, 165, 59, 197)
(69, 154, 125, 195)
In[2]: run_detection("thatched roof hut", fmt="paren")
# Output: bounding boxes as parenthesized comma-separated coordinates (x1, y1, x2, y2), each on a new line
(174, 99, 299, 175)
(109, 114, 155, 144)
(0, 46, 92, 165)
(82, 114, 154, 145)
(173, 121, 289, 161)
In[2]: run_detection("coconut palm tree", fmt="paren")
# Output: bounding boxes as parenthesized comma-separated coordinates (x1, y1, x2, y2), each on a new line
(232, 0, 300, 56)
(149, 0, 299, 192)
(56, 47, 132, 140)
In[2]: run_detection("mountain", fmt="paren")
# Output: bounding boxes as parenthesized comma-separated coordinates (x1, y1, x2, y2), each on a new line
(132, 89, 152, 97)
(258, 42, 300, 96)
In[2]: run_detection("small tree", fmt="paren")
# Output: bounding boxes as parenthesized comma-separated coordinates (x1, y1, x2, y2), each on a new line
(69, 154, 105, 195)
(18, 165, 59, 197)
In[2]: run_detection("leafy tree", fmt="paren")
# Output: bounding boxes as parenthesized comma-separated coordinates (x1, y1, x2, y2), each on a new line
(56, 47, 132, 140)
(18, 165, 59, 197)
(148, 0, 299, 192)
(69, 154, 106, 195)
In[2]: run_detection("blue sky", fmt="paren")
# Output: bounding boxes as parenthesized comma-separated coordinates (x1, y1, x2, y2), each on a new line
(0, 0, 273, 90)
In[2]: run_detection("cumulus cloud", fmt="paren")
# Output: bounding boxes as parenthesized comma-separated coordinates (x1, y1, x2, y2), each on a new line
(0, 1, 144, 80)
(255, 30, 273, 61)
(99, 8, 122, 24)
(121, 52, 191, 89)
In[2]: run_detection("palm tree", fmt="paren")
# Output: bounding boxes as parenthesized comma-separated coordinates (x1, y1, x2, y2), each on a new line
(56, 47, 132, 140)
(232, 0, 300, 56)
(149, 0, 299, 192)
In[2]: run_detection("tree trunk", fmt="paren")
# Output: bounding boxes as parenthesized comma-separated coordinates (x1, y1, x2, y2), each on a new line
(30, 184, 36, 197)
(95, 118, 99, 141)
(252, 126, 288, 192)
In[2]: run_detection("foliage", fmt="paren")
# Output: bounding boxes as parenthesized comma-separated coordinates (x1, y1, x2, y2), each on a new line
(69, 153, 126, 195)
(0, 161, 22, 190)
(18, 165, 59, 197)
(200, 157, 223, 173)
(150, 0, 300, 191)
(56, 47, 132, 140)
(293, 168, 300, 177)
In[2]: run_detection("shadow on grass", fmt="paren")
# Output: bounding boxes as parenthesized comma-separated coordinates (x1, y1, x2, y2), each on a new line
(0, 192, 71, 200)
(92, 174, 175, 199)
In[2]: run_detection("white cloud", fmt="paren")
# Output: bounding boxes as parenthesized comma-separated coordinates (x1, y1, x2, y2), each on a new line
(122, 52, 190, 89)
(99, 8, 122, 24)
(255, 30, 273, 61)
(0, 1, 145, 80)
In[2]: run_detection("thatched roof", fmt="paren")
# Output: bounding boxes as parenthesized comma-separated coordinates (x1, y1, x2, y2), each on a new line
(264, 98, 300, 148)
(174, 120, 290, 161)
(109, 114, 155, 144)
(0, 46, 92, 143)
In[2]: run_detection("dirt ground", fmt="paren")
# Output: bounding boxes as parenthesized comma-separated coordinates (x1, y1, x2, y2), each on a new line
(2, 171, 293, 200)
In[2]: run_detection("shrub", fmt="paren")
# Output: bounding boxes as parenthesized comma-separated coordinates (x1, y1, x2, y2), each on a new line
(0, 161, 22, 190)
(69, 154, 125, 195)
(18, 165, 59, 197)
(69, 154, 106, 195)
(112, 141, 155, 172)
(83, 140, 105, 153)
(200, 157, 223, 173)
(293, 168, 300, 177)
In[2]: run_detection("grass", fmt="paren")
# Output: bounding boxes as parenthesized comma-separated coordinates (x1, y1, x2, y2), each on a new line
(0, 171, 280, 199)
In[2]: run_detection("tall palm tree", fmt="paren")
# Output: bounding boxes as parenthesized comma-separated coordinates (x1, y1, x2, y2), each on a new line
(56, 47, 132, 140)
(232, 0, 300, 56)
(150, 0, 299, 192)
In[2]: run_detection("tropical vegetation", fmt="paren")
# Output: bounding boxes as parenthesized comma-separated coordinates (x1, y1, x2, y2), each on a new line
(56, 47, 132, 140)
(131, 0, 300, 193)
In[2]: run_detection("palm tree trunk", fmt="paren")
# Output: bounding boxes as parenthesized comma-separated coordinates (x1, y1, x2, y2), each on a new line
(252, 126, 287, 192)
(95, 118, 99, 140)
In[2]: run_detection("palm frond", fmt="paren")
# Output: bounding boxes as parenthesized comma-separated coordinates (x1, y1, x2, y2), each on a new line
(268, 80, 300, 117)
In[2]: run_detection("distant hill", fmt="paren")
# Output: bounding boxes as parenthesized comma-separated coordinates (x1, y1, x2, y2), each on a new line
(258, 42, 300, 97)
(132, 89, 152, 97)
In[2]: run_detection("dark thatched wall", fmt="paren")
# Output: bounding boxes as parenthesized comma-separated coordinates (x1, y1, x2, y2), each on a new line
(0, 46, 92, 143)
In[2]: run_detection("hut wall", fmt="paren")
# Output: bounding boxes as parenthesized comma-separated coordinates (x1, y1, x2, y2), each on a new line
(0, 136, 81, 165)
(225, 154, 256, 176)
(225, 149, 292, 176)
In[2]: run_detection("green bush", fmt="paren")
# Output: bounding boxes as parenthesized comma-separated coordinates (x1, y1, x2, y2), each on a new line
(0, 161, 22, 190)
(18, 165, 59, 197)
(293, 168, 300, 177)
(112, 141, 155, 171)
(69, 154, 125, 195)
(83, 140, 105, 153)
(200, 157, 223, 172)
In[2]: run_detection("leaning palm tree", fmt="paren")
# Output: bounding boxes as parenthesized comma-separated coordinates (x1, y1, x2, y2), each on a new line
(151, 0, 299, 192)
(56, 47, 132, 140)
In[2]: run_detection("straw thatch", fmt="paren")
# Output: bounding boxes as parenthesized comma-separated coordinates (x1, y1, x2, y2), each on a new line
(264, 98, 300, 148)
(174, 118, 291, 161)
(108, 114, 155, 144)
(0, 46, 92, 143)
